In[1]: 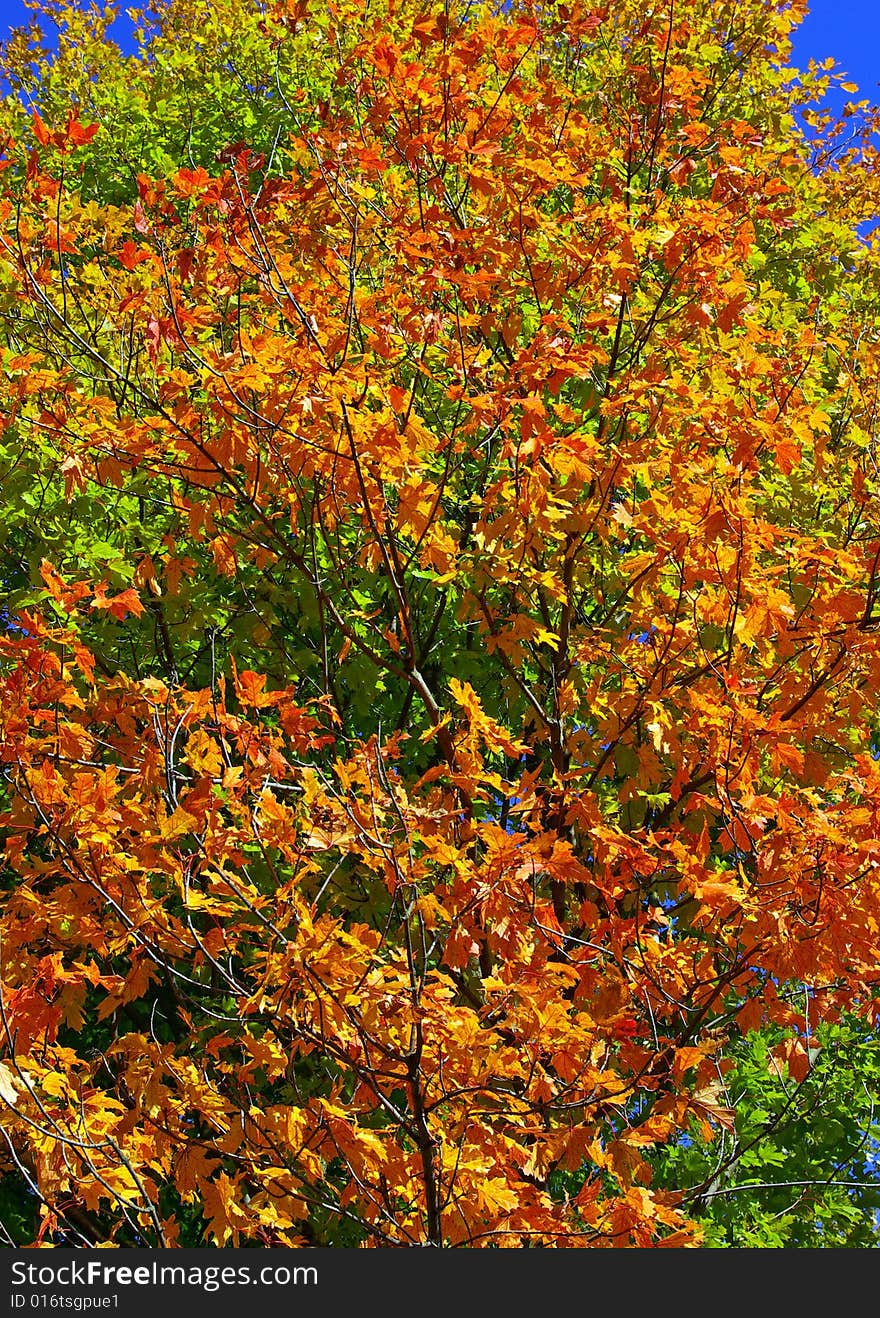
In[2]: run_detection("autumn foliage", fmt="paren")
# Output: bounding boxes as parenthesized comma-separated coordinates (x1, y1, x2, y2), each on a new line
(1, 0, 880, 1247)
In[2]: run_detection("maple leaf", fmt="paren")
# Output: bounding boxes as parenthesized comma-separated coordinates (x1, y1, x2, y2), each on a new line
(65, 115, 99, 148)
(90, 583, 145, 620)
(31, 111, 50, 146)
(201, 1173, 248, 1245)
(39, 559, 90, 611)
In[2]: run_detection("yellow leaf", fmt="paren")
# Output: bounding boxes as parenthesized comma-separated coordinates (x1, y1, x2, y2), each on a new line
(160, 806, 199, 841)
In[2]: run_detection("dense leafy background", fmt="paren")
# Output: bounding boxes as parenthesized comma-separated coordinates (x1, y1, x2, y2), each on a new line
(0, 0, 879, 1247)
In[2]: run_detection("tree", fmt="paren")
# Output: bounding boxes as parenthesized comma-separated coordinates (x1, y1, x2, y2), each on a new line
(653, 1013, 880, 1247)
(1, 0, 880, 1247)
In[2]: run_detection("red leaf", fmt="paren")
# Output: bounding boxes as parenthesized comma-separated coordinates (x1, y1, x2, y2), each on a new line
(118, 239, 147, 271)
(91, 583, 146, 620)
(612, 1017, 638, 1042)
(66, 116, 99, 148)
(31, 112, 50, 147)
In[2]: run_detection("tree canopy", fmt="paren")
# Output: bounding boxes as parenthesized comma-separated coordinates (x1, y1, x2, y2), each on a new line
(1, 0, 880, 1247)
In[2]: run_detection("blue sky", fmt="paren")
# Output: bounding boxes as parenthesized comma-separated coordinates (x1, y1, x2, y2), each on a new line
(795, 0, 880, 116)
(795, 0, 880, 88)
